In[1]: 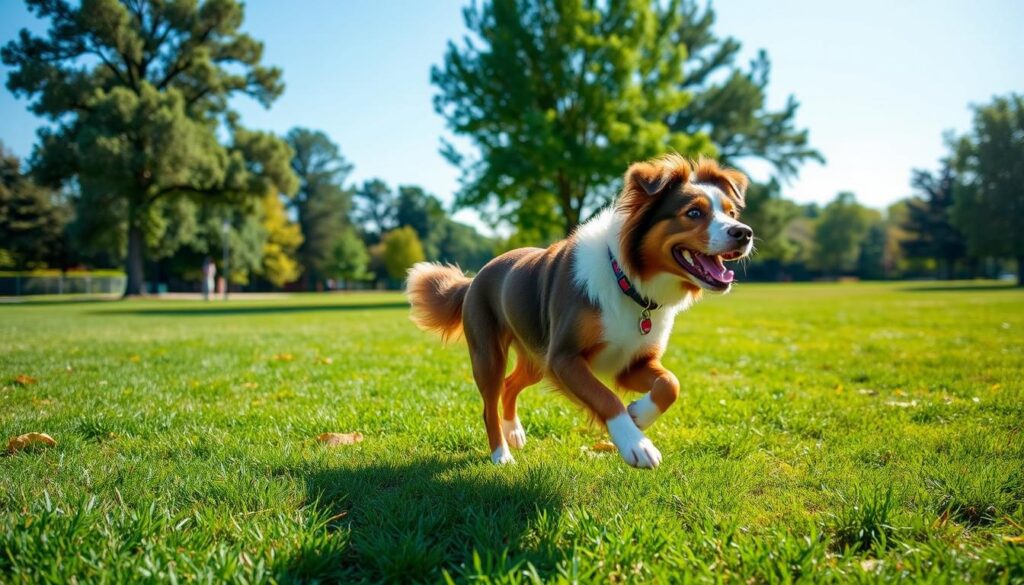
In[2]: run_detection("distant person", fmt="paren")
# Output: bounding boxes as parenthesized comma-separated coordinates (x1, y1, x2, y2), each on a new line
(202, 256, 216, 301)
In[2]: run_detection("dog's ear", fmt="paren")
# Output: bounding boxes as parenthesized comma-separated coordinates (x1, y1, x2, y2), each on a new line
(720, 168, 749, 208)
(625, 161, 680, 197)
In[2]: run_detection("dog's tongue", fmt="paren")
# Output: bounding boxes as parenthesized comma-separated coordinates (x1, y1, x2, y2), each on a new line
(696, 253, 735, 283)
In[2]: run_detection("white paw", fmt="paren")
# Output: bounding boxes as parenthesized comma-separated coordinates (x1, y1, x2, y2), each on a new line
(501, 417, 526, 449)
(620, 437, 662, 469)
(627, 393, 661, 431)
(606, 412, 662, 469)
(490, 444, 515, 465)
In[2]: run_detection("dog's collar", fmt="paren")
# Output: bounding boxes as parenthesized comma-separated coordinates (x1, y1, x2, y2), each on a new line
(608, 248, 659, 311)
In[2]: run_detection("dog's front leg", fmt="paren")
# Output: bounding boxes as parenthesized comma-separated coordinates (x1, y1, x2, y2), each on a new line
(617, 359, 680, 431)
(549, 355, 662, 468)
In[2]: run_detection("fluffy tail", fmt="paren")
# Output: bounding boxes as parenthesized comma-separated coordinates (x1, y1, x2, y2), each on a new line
(406, 262, 473, 343)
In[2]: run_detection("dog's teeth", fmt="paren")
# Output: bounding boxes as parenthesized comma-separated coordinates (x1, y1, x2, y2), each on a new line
(682, 250, 693, 264)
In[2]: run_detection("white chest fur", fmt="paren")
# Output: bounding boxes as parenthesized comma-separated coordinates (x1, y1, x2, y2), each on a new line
(572, 208, 694, 376)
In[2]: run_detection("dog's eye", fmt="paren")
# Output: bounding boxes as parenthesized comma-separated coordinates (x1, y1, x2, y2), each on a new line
(686, 208, 703, 219)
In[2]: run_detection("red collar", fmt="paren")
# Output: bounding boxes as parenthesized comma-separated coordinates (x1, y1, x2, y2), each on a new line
(608, 248, 660, 311)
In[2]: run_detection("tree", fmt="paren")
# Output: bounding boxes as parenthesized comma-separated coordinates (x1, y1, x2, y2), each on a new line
(741, 179, 801, 262)
(3, 0, 297, 296)
(382, 226, 425, 281)
(436, 220, 495, 272)
(951, 94, 1024, 285)
(665, 2, 822, 178)
(0, 143, 70, 269)
(258, 191, 302, 288)
(814, 192, 871, 276)
(433, 0, 708, 236)
(856, 212, 887, 280)
(330, 229, 370, 287)
(353, 179, 397, 242)
(395, 185, 447, 258)
(285, 128, 354, 289)
(900, 160, 966, 279)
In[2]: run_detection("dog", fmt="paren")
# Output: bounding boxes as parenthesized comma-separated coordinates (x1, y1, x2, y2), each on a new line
(406, 155, 753, 468)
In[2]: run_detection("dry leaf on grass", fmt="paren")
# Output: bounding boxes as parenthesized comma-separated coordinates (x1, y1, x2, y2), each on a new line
(1004, 536, 1024, 545)
(885, 400, 918, 408)
(7, 432, 56, 454)
(272, 353, 294, 362)
(589, 440, 616, 452)
(14, 374, 37, 386)
(317, 432, 363, 447)
(318, 357, 333, 365)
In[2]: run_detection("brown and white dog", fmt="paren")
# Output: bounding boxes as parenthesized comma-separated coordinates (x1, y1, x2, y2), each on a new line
(407, 155, 753, 468)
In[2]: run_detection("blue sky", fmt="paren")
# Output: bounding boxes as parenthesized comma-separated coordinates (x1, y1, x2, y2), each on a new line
(1, 0, 1022, 231)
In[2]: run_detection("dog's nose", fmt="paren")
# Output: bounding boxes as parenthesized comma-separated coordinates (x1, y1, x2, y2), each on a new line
(728, 225, 753, 243)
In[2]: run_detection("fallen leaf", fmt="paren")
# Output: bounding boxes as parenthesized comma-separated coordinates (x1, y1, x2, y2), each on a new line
(7, 432, 56, 454)
(317, 432, 363, 446)
(885, 400, 917, 408)
(858, 388, 878, 396)
(318, 356, 333, 365)
(860, 559, 880, 571)
(272, 353, 294, 362)
(14, 374, 36, 386)
(128, 355, 141, 363)
(242, 382, 259, 389)
(589, 440, 616, 452)
(1004, 536, 1024, 545)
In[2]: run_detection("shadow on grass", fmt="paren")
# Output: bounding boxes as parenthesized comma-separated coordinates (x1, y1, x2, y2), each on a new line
(89, 301, 409, 316)
(283, 456, 566, 583)
(898, 283, 1019, 293)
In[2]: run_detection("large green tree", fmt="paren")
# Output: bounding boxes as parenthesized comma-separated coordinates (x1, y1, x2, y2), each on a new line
(951, 94, 1024, 285)
(285, 128, 354, 290)
(900, 160, 966, 279)
(3, 0, 297, 296)
(813, 192, 872, 276)
(665, 2, 822, 177)
(433, 0, 706, 236)
(0, 143, 71, 269)
(353, 179, 397, 242)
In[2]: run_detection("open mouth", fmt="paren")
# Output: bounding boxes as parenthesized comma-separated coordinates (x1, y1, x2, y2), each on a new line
(672, 247, 740, 290)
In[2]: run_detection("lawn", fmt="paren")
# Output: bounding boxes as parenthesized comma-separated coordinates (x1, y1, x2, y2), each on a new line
(1, 282, 1023, 583)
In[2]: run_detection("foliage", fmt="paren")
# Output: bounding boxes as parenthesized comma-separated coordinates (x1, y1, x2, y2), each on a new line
(0, 143, 70, 269)
(330, 228, 370, 285)
(381, 226, 425, 281)
(285, 128, 355, 288)
(353, 179, 397, 242)
(901, 160, 966, 279)
(813, 192, 872, 275)
(1, 283, 1022, 581)
(2, 0, 297, 295)
(741, 179, 802, 263)
(258, 191, 303, 288)
(665, 1, 823, 178)
(433, 0, 706, 236)
(951, 93, 1024, 284)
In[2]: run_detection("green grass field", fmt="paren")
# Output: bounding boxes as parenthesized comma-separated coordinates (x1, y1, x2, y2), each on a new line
(2, 282, 1023, 583)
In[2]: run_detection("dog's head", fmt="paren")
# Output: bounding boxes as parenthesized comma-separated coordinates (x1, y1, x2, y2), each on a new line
(617, 155, 753, 293)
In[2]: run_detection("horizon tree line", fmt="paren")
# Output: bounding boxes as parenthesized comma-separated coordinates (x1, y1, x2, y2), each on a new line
(1, 0, 1020, 291)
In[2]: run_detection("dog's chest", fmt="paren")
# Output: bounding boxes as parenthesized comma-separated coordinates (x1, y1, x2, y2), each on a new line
(589, 307, 675, 376)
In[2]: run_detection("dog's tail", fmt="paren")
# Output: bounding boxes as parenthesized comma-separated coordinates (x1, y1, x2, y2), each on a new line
(406, 262, 472, 343)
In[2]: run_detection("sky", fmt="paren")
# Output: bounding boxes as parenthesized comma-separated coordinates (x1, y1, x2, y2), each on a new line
(1, 0, 1022, 232)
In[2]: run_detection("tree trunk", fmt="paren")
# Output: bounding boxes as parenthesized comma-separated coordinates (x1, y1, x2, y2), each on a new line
(124, 223, 146, 297)
(1018, 255, 1024, 287)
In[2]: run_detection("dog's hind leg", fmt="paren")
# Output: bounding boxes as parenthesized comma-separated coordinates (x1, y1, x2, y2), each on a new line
(463, 306, 513, 464)
(501, 351, 542, 449)
(616, 358, 680, 431)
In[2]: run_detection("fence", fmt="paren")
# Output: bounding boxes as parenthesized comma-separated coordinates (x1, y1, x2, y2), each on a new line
(0, 271, 126, 297)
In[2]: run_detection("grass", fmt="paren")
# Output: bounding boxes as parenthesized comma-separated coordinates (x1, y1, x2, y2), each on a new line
(1, 281, 1023, 583)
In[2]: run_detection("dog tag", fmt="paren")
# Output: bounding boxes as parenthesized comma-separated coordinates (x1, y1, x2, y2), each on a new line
(639, 309, 652, 335)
